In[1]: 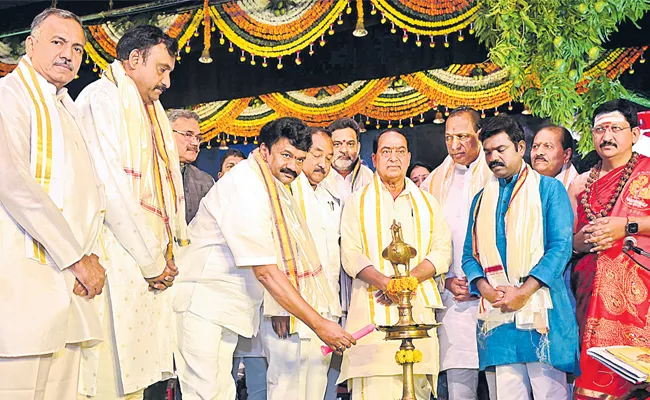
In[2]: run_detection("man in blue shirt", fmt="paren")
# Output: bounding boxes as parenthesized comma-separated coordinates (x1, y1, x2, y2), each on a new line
(462, 115, 579, 399)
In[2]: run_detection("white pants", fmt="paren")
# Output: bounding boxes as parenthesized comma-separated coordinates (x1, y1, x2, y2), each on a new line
(175, 312, 239, 400)
(446, 368, 479, 400)
(0, 344, 81, 400)
(260, 317, 331, 400)
(350, 375, 432, 400)
(495, 363, 568, 400)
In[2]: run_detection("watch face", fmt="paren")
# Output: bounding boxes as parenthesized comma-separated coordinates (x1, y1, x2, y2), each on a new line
(628, 222, 639, 234)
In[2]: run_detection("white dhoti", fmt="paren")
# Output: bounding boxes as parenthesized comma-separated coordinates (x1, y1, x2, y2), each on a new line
(350, 375, 432, 400)
(175, 311, 239, 400)
(0, 345, 81, 400)
(495, 363, 568, 400)
(437, 294, 480, 400)
(260, 317, 331, 400)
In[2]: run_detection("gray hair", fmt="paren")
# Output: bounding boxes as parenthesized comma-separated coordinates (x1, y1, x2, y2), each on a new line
(167, 109, 200, 124)
(30, 8, 83, 38)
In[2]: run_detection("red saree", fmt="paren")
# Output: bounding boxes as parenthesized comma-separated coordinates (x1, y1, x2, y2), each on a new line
(574, 155, 650, 399)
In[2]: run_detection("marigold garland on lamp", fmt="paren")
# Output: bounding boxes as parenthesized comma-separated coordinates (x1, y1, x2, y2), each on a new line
(376, 220, 440, 400)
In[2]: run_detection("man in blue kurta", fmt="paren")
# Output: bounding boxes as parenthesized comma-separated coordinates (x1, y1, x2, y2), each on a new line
(462, 115, 579, 400)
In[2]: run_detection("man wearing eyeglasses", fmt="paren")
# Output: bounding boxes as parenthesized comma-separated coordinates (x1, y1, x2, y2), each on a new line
(421, 107, 493, 400)
(168, 109, 214, 223)
(340, 128, 452, 399)
(531, 125, 577, 190)
(569, 99, 650, 400)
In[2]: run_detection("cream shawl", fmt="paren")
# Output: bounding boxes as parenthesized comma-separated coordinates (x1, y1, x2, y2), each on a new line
(251, 151, 341, 336)
(422, 151, 492, 204)
(359, 174, 444, 326)
(15, 57, 66, 264)
(103, 61, 188, 259)
(472, 164, 552, 333)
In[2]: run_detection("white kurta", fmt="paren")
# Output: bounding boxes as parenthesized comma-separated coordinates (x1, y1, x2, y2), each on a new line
(173, 158, 277, 399)
(261, 173, 342, 400)
(339, 180, 451, 382)
(76, 79, 176, 395)
(0, 69, 103, 358)
(554, 164, 578, 191)
(323, 161, 373, 328)
(173, 159, 275, 338)
(436, 163, 480, 371)
(292, 173, 342, 295)
(324, 162, 373, 206)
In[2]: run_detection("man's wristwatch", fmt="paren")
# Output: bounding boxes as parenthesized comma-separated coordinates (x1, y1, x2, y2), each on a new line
(626, 217, 639, 235)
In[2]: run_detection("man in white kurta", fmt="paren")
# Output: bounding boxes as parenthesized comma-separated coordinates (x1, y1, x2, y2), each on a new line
(173, 117, 354, 400)
(76, 26, 188, 400)
(340, 129, 452, 400)
(261, 129, 342, 400)
(420, 108, 492, 400)
(322, 118, 373, 400)
(324, 118, 373, 207)
(0, 9, 105, 400)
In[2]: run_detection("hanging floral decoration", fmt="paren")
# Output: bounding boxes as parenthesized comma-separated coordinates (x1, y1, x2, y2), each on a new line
(0, 0, 494, 75)
(260, 79, 393, 124)
(370, 0, 480, 46)
(576, 46, 647, 94)
(191, 47, 645, 142)
(210, 0, 347, 68)
(0, 37, 25, 76)
(84, 10, 202, 71)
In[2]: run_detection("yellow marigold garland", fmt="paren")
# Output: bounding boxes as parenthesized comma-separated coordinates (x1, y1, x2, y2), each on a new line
(372, 0, 480, 36)
(386, 276, 419, 295)
(395, 349, 423, 364)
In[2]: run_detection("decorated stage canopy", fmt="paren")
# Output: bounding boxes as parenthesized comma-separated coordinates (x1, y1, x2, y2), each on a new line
(0, 0, 648, 153)
(0, 0, 482, 74)
(193, 46, 646, 142)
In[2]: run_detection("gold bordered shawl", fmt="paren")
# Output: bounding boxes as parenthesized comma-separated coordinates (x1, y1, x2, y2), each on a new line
(15, 56, 66, 264)
(251, 151, 341, 334)
(359, 174, 444, 325)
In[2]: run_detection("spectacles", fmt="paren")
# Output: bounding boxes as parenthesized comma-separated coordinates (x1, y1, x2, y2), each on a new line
(445, 133, 473, 143)
(173, 129, 201, 143)
(379, 147, 408, 158)
(591, 124, 631, 135)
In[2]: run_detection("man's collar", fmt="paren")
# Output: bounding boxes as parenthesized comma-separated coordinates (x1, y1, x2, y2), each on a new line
(23, 56, 67, 99)
(378, 175, 411, 197)
(454, 155, 480, 171)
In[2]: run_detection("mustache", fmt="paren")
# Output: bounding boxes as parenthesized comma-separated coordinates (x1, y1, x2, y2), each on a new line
(600, 140, 617, 148)
(54, 60, 73, 71)
(155, 85, 168, 93)
(488, 160, 505, 169)
(187, 145, 198, 152)
(314, 167, 327, 174)
(534, 155, 547, 162)
(280, 168, 298, 178)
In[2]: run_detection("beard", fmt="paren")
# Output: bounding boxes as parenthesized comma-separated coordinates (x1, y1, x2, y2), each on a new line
(332, 154, 357, 172)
